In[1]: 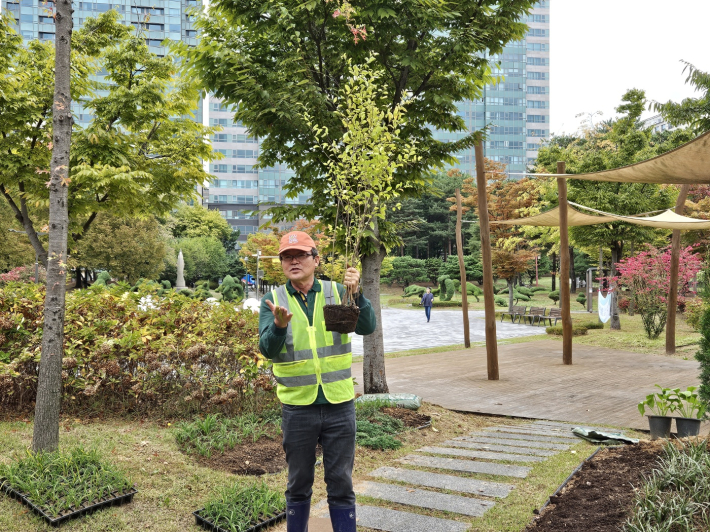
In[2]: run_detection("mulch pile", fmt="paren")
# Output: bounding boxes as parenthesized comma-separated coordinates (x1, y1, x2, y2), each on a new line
(526, 440, 666, 532)
(198, 435, 287, 476)
(381, 407, 431, 428)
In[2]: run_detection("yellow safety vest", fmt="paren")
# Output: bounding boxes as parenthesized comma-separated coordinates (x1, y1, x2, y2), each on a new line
(271, 281, 354, 405)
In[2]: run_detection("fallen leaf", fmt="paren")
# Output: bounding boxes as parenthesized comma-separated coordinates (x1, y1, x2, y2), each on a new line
(431, 427, 438, 432)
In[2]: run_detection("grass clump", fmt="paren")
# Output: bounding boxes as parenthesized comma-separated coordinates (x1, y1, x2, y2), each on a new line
(174, 411, 281, 458)
(0, 447, 132, 518)
(355, 400, 404, 450)
(624, 439, 710, 532)
(200, 480, 285, 532)
(546, 324, 588, 336)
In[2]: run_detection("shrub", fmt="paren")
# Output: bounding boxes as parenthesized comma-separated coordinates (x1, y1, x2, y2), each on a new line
(466, 282, 483, 302)
(685, 298, 705, 331)
(517, 286, 534, 297)
(696, 268, 710, 415)
(431, 301, 465, 308)
(0, 282, 275, 416)
(576, 293, 587, 307)
(531, 286, 548, 293)
(513, 290, 530, 303)
(494, 296, 507, 307)
(548, 290, 560, 303)
(617, 296, 630, 312)
(216, 275, 243, 302)
(578, 320, 604, 330)
(94, 271, 112, 286)
(545, 325, 588, 336)
(0, 264, 47, 285)
(403, 284, 426, 298)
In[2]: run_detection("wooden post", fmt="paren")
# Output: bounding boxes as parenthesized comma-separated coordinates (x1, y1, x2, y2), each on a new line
(557, 162, 573, 365)
(475, 141, 499, 380)
(456, 189, 470, 348)
(666, 185, 690, 355)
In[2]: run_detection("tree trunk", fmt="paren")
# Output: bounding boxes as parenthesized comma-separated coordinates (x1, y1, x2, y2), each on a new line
(628, 241, 635, 317)
(551, 252, 556, 291)
(569, 245, 576, 294)
(507, 279, 514, 310)
(610, 244, 622, 331)
(33, 0, 72, 453)
(361, 224, 389, 394)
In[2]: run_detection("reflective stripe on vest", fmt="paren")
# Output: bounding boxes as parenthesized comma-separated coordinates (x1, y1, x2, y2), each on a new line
(271, 280, 354, 405)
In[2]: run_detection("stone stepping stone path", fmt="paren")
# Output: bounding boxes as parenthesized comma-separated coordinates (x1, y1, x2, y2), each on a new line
(336, 419, 598, 531)
(415, 445, 545, 463)
(368, 467, 514, 498)
(355, 481, 495, 517)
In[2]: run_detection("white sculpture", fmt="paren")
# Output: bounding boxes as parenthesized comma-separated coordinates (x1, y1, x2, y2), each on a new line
(176, 250, 186, 290)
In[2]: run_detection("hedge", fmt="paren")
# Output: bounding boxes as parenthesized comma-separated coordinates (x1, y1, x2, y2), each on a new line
(0, 282, 275, 416)
(545, 325, 588, 336)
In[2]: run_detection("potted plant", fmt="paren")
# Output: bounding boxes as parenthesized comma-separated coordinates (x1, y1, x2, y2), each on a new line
(303, 55, 418, 333)
(638, 385, 676, 439)
(669, 386, 707, 438)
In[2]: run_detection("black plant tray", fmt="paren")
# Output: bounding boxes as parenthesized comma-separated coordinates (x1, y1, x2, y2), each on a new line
(194, 508, 286, 532)
(0, 479, 137, 528)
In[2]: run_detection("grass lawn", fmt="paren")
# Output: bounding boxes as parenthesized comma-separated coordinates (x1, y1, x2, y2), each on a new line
(0, 406, 645, 532)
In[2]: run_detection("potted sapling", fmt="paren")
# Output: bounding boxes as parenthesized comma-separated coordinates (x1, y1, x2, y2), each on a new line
(669, 386, 707, 438)
(638, 385, 676, 439)
(303, 54, 418, 333)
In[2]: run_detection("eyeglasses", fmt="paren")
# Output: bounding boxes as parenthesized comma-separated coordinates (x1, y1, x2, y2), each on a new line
(279, 253, 312, 263)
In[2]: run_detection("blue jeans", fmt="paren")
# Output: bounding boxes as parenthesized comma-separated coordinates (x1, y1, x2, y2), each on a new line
(424, 306, 431, 321)
(281, 400, 356, 507)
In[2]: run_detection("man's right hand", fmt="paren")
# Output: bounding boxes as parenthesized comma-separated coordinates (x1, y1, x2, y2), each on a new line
(266, 299, 293, 329)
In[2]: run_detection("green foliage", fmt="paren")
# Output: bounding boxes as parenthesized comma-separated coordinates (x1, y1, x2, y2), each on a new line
(200, 480, 286, 532)
(653, 61, 710, 135)
(545, 325, 588, 336)
(443, 278, 455, 301)
(638, 385, 676, 417)
(517, 286, 534, 297)
(381, 256, 428, 287)
(432, 301, 466, 308)
(403, 285, 426, 298)
(437, 255, 483, 283)
(192, 280, 214, 301)
(215, 275, 243, 302)
(424, 258, 443, 284)
(170, 237, 229, 285)
(179, 0, 535, 260)
(73, 213, 166, 284)
(0, 447, 132, 518)
(169, 204, 239, 253)
(0, 12, 217, 262)
(94, 271, 111, 286)
(696, 276, 710, 415)
(668, 386, 707, 420)
(466, 282, 483, 302)
(624, 440, 710, 532)
(494, 296, 508, 307)
(0, 201, 36, 272)
(355, 406, 404, 451)
(548, 290, 560, 304)
(0, 282, 275, 415)
(576, 293, 587, 307)
(174, 411, 281, 458)
(513, 291, 530, 303)
(684, 298, 705, 331)
(530, 286, 548, 293)
(578, 321, 604, 330)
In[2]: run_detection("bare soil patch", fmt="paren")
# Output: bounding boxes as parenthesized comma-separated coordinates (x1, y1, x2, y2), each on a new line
(198, 435, 287, 476)
(381, 407, 431, 428)
(526, 440, 666, 532)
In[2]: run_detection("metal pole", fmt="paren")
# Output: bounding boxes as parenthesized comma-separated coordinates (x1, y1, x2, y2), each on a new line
(666, 185, 690, 355)
(456, 189, 470, 348)
(474, 141, 499, 380)
(535, 255, 539, 287)
(557, 162, 573, 365)
(256, 250, 261, 300)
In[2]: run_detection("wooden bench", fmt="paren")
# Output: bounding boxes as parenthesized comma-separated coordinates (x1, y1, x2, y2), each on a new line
(521, 306, 547, 325)
(501, 305, 526, 323)
(539, 307, 562, 326)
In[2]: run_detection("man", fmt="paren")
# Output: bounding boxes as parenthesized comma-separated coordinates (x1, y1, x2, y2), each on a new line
(259, 231, 376, 532)
(420, 287, 434, 322)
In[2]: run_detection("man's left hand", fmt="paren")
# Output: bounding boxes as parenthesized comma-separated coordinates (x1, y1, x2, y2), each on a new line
(343, 267, 360, 295)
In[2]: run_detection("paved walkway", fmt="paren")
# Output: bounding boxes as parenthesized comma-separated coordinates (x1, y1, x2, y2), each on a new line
(350, 308, 543, 355)
(352, 339, 709, 433)
(312, 420, 600, 531)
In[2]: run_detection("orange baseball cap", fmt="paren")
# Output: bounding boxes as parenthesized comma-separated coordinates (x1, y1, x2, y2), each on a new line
(279, 231, 317, 254)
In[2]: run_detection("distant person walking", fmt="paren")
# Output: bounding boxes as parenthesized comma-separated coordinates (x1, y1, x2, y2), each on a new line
(420, 287, 434, 322)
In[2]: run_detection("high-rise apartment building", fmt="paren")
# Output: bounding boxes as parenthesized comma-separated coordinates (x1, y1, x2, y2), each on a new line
(436, 0, 550, 176)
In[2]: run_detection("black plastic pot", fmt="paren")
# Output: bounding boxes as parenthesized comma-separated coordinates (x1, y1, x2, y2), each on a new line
(675, 417, 702, 438)
(193, 508, 286, 532)
(0, 481, 137, 528)
(647, 415, 672, 440)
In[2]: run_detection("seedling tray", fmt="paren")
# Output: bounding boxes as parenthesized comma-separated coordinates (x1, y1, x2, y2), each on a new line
(0, 479, 137, 528)
(193, 508, 286, 532)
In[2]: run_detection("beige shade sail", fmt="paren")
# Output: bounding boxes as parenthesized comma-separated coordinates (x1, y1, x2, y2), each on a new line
(519, 130, 710, 184)
(491, 203, 710, 230)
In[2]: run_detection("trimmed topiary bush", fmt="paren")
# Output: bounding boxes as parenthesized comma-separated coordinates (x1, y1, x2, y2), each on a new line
(466, 282, 483, 302)
(94, 271, 112, 286)
(517, 286, 534, 297)
(494, 296, 507, 307)
(531, 286, 548, 293)
(545, 325, 588, 336)
(513, 291, 530, 303)
(548, 290, 560, 304)
(403, 284, 426, 298)
(578, 321, 603, 330)
(576, 292, 587, 307)
(216, 275, 243, 302)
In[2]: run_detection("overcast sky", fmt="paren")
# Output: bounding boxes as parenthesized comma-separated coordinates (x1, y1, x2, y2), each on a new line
(550, 1, 709, 135)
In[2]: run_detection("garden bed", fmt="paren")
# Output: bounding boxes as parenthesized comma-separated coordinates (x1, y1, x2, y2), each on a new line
(197, 436, 287, 476)
(526, 440, 666, 531)
(381, 407, 431, 428)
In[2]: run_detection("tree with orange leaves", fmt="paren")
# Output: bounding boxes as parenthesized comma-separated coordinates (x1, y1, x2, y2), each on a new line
(454, 158, 541, 309)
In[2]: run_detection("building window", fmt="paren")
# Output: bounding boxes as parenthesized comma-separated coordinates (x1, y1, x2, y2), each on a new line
(527, 57, 549, 66)
(527, 115, 548, 123)
(527, 72, 549, 80)
(527, 86, 549, 94)
(131, 6, 164, 15)
(527, 100, 549, 109)
(527, 43, 549, 52)
(527, 28, 549, 37)
(527, 129, 549, 137)
(528, 14, 549, 23)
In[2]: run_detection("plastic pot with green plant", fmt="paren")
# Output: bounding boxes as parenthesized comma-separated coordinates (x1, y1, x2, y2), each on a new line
(638, 385, 676, 439)
(669, 386, 708, 437)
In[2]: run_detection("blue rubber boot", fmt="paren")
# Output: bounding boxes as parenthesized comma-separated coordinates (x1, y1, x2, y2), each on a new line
(286, 500, 310, 532)
(329, 506, 356, 532)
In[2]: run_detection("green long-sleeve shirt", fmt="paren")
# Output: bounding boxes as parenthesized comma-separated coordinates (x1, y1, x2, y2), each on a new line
(259, 278, 376, 404)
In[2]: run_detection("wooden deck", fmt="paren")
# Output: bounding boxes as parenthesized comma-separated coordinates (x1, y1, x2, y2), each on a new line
(352, 339, 709, 433)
